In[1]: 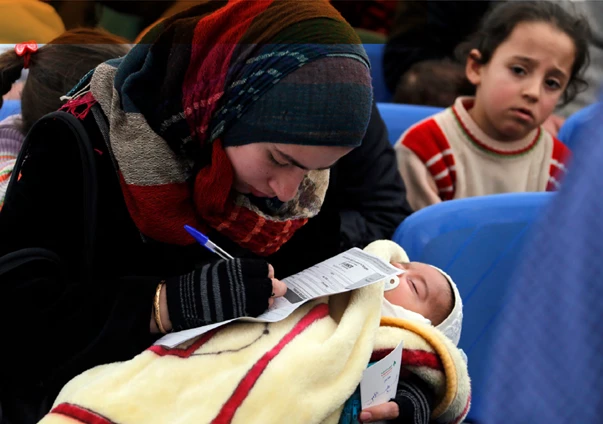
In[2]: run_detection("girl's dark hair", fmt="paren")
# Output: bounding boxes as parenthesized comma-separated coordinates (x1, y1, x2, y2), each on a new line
(457, 1, 592, 105)
(0, 28, 130, 134)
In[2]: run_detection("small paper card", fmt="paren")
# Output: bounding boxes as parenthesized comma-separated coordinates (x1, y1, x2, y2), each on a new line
(360, 340, 403, 409)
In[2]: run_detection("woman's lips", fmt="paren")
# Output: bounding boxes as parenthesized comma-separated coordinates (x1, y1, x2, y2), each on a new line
(250, 186, 271, 198)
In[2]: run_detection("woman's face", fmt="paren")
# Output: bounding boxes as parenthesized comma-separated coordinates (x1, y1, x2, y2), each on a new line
(225, 142, 353, 202)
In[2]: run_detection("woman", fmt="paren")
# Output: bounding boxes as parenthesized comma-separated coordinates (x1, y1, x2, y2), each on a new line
(0, 1, 410, 422)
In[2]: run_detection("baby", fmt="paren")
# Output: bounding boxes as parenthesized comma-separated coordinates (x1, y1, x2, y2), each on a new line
(368, 240, 463, 345)
(338, 241, 465, 424)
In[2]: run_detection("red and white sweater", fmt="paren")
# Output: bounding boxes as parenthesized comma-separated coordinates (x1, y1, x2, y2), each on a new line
(394, 97, 570, 211)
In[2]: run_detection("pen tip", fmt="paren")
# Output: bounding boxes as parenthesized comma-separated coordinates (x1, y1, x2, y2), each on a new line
(184, 225, 208, 245)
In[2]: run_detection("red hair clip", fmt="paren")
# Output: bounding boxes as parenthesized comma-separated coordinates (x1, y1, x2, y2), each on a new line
(15, 41, 38, 69)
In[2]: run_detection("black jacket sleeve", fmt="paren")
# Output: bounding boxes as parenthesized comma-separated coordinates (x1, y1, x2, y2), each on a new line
(384, 0, 492, 92)
(333, 102, 412, 250)
(0, 121, 160, 423)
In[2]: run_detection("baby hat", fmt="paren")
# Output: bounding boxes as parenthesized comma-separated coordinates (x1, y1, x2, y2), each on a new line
(428, 265, 463, 346)
(363, 240, 464, 346)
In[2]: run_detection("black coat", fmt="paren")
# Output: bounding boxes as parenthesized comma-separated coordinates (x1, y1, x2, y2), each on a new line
(0, 103, 411, 423)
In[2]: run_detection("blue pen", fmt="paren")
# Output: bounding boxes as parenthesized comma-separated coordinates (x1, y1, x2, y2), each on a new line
(184, 225, 234, 261)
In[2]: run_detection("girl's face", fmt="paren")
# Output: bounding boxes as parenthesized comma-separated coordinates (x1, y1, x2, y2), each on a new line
(466, 22, 576, 141)
(225, 142, 353, 202)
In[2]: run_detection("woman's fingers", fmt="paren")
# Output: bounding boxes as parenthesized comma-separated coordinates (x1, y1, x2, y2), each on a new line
(359, 401, 400, 422)
(268, 264, 275, 279)
(271, 278, 287, 298)
(266, 265, 283, 308)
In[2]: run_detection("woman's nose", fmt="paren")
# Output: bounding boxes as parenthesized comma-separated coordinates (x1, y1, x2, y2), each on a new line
(270, 169, 306, 202)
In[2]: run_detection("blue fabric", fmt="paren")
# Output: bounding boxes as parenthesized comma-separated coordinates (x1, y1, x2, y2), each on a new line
(392, 192, 553, 421)
(363, 44, 392, 103)
(557, 102, 600, 150)
(339, 361, 378, 424)
(482, 103, 603, 423)
(376, 102, 442, 144)
(339, 386, 362, 424)
(0, 100, 21, 122)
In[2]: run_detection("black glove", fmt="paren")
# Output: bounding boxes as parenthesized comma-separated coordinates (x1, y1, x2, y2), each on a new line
(166, 258, 273, 331)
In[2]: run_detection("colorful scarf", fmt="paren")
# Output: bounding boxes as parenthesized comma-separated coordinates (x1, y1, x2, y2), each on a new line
(63, 0, 372, 255)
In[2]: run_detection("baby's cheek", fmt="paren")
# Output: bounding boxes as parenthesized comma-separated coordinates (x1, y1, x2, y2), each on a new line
(384, 284, 407, 307)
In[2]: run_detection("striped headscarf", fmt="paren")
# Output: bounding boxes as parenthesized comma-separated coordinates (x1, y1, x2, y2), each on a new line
(65, 0, 373, 255)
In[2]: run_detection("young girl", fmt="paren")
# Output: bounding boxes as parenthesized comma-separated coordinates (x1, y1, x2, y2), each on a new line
(395, 1, 590, 211)
(0, 28, 130, 209)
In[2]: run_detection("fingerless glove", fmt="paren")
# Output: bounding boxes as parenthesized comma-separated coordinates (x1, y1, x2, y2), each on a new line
(166, 258, 273, 331)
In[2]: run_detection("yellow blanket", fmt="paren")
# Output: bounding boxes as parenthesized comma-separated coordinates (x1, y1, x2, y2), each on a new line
(39, 247, 470, 424)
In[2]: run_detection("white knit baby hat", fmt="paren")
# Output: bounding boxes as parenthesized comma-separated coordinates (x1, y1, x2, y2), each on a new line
(363, 240, 464, 346)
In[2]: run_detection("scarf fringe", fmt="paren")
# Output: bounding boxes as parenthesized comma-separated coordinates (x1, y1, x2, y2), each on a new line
(60, 91, 97, 120)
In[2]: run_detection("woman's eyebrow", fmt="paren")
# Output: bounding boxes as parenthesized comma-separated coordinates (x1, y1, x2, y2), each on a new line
(274, 147, 333, 171)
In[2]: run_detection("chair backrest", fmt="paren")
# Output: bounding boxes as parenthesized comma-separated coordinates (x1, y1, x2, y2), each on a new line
(362, 44, 392, 103)
(0, 100, 21, 122)
(376, 102, 442, 144)
(392, 193, 553, 422)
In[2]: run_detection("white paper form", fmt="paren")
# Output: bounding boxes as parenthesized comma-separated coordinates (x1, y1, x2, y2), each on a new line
(155, 248, 401, 348)
(360, 340, 403, 409)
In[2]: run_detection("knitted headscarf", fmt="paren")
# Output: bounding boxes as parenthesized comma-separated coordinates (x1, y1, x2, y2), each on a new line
(63, 0, 373, 256)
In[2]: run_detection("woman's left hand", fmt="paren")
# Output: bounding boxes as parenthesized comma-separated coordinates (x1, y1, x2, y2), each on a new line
(359, 401, 399, 422)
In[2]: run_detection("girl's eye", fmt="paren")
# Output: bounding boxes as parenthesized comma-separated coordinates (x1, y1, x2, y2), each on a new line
(268, 153, 288, 167)
(545, 79, 562, 90)
(410, 280, 418, 295)
(511, 65, 526, 76)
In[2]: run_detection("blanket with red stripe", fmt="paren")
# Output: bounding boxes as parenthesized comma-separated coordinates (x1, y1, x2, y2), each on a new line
(374, 317, 471, 424)
(38, 286, 469, 424)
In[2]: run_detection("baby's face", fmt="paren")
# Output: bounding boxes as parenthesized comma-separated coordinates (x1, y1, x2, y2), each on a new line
(385, 262, 452, 326)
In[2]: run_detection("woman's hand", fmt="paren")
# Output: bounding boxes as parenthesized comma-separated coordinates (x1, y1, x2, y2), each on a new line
(268, 264, 287, 307)
(359, 401, 400, 422)
(152, 259, 287, 333)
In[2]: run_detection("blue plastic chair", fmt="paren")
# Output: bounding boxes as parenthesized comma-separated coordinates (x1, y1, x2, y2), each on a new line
(558, 102, 601, 151)
(362, 44, 392, 103)
(0, 99, 21, 122)
(376, 102, 443, 144)
(392, 192, 553, 422)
